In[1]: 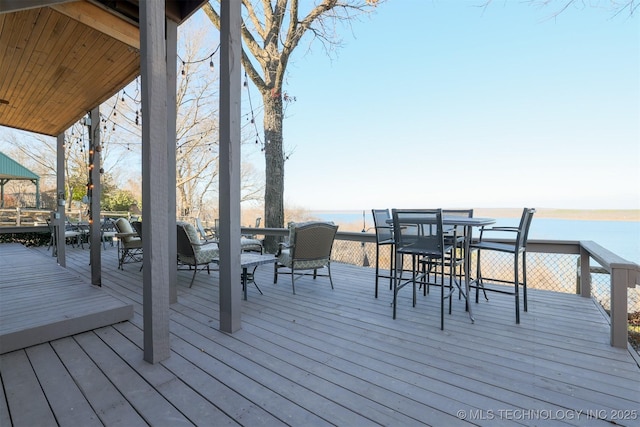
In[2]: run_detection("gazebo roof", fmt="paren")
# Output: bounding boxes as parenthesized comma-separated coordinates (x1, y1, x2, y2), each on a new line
(0, 151, 39, 181)
(0, 0, 206, 137)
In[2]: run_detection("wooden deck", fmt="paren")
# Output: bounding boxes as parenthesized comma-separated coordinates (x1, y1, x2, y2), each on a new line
(0, 243, 133, 354)
(1, 243, 639, 426)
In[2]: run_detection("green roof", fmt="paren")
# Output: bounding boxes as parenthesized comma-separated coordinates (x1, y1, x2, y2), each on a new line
(0, 152, 39, 181)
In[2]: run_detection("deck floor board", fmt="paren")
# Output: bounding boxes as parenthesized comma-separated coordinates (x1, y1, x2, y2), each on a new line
(0, 243, 638, 426)
(0, 243, 133, 354)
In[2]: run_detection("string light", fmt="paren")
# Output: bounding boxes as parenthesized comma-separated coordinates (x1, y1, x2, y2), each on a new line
(177, 44, 220, 74)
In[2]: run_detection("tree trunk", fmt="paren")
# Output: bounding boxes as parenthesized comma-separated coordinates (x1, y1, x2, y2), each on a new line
(262, 92, 284, 253)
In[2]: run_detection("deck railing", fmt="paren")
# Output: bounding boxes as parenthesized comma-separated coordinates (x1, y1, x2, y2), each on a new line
(1, 222, 638, 349)
(250, 228, 639, 350)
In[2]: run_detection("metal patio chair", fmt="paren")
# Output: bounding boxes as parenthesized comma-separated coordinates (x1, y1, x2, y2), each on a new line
(392, 209, 456, 330)
(372, 209, 395, 298)
(470, 207, 536, 323)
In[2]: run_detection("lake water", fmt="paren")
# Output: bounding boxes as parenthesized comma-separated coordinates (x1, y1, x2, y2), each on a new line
(309, 211, 640, 264)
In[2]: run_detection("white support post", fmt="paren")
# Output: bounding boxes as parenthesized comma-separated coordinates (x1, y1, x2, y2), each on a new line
(218, 0, 243, 332)
(140, 0, 170, 363)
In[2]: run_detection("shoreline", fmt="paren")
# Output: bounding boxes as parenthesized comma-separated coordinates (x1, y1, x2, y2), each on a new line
(310, 208, 640, 222)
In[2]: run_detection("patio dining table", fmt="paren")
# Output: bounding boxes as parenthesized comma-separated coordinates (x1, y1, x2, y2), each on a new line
(388, 215, 496, 322)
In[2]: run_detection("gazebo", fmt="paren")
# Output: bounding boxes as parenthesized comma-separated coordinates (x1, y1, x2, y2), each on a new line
(0, 0, 244, 364)
(0, 152, 40, 208)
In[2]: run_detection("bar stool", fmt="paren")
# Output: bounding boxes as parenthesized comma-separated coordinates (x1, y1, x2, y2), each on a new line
(372, 209, 395, 298)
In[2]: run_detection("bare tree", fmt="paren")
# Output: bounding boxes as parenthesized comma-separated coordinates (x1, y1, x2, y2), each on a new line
(484, 0, 638, 18)
(203, 0, 381, 251)
(2, 125, 118, 212)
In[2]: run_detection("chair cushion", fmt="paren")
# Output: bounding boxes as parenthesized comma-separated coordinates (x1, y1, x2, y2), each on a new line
(181, 222, 202, 246)
(179, 243, 218, 265)
(115, 218, 135, 242)
(277, 249, 330, 270)
(241, 238, 263, 253)
(177, 221, 218, 265)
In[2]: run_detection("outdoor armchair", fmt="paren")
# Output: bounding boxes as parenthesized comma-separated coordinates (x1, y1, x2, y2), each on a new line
(46, 218, 82, 256)
(392, 209, 456, 330)
(273, 221, 338, 295)
(195, 217, 217, 242)
(194, 217, 263, 253)
(100, 218, 118, 249)
(372, 209, 395, 298)
(470, 207, 536, 323)
(114, 217, 142, 270)
(177, 221, 219, 288)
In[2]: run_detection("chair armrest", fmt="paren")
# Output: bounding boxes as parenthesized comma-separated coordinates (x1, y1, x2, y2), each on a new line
(489, 226, 519, 232)
(477, 225, 519, 241)
(115, 232, 138, 239)
(276, 242, 292, 256)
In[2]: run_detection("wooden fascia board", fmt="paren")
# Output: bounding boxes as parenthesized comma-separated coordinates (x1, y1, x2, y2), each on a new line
(51, 1, 140, 49)
(0, 0, 74, 13)
(166, 0, 209, 24)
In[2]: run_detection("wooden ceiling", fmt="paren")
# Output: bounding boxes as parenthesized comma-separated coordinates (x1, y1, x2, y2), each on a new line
(0, 0, 206, 137)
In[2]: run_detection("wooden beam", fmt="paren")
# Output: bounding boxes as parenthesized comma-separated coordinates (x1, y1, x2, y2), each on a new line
(51, 1, 140, 49)
(0, 0, 73, 13)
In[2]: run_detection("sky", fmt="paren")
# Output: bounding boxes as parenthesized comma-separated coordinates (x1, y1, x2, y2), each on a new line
(258, 0, 639, 211)
(1, 1, 638, 213)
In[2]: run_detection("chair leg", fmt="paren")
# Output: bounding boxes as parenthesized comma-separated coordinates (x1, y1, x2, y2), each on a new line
(189, 262, 198, 288)
(523, 252, 528, 312)
(440, 262, 445, 330)
(291, 269, 296, 295)
(392, 252, 399, 320)
(273, 263, 278, 284)
(474, 250, 489, 303)
(389, 244, 394, 290)
(374, 244, 380, 298)
(327, 263, 334, 289)
(514, 254, 520, 324)
(411, 255, 417, 308)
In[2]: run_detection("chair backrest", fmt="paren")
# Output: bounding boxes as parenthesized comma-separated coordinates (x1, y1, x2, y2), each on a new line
(290, 222, 338, 262)
(442, 209, 473, 218)
(391, 209, 445, 255)
(114, 217, 135, 242)
(131, 221, 142, 239)
(372, 209, 394, 244)
(194, 217, 208, 240)
(176, 221, 197, 259)
(517, 208, 536, 250)
(101, 218, 117, 232)
(442, 209, 473, 234)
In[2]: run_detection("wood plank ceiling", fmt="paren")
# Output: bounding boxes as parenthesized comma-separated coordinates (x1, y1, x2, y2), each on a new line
(0, 0, 205, 137)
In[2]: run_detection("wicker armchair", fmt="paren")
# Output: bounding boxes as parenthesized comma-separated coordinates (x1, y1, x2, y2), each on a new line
(177, 221, 219, 288)
(273, 221, 338, 294)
